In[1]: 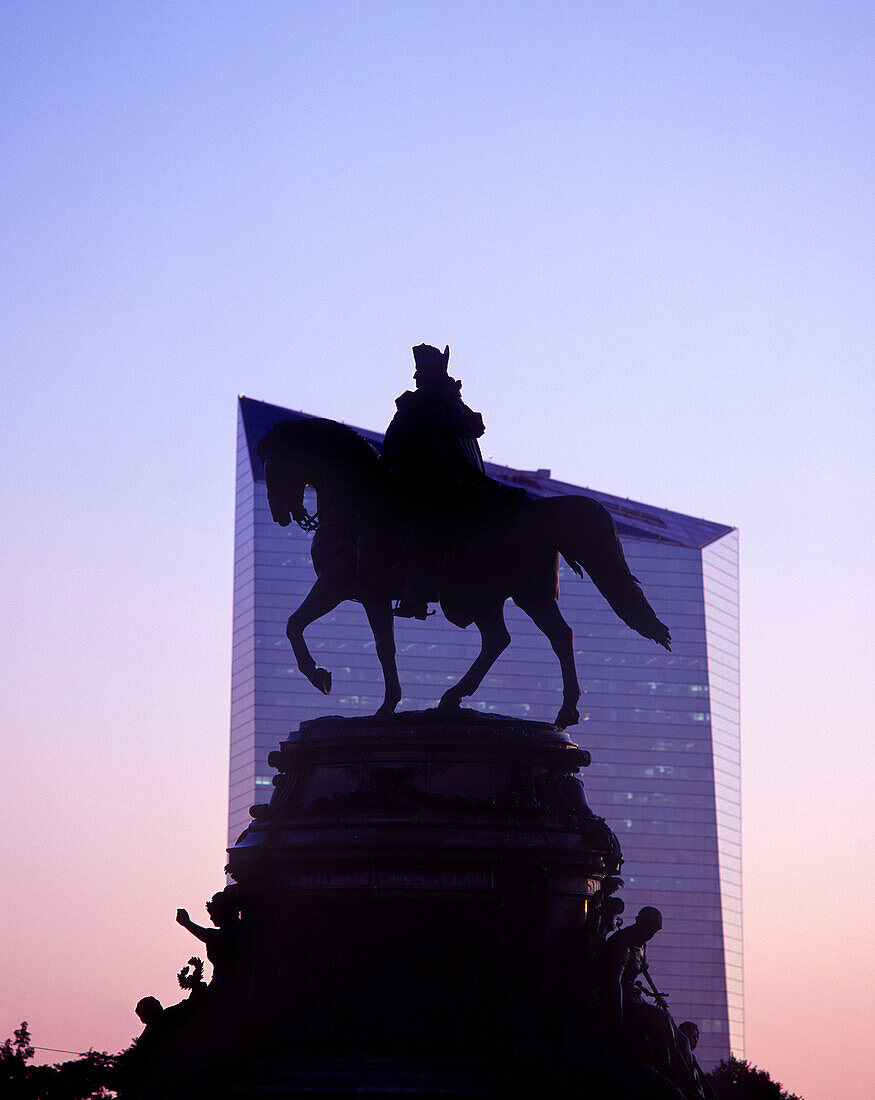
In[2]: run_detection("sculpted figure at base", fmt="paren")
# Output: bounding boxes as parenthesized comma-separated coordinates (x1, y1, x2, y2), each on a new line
(127, 956, 213, 1098)
(594, 906, 714, 1099)
(177, 956, 208, 999)
(176, 887, 241, 979)
(257, 343, 670, 728)
(677, 1023, 707, 1095)
(597, 906, 670, 1047)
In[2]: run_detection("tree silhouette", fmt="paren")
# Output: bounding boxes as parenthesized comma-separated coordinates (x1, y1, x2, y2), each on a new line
(0, 1023, 119, 1100)
(1, 1022, 35, 1097)
(707, 1056, 802, 1100)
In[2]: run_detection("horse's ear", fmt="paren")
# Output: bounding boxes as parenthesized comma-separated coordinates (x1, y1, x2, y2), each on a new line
(443, 345, 450, 365)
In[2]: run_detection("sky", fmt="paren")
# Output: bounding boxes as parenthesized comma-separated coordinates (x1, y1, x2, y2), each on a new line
(1, 2, 872, 1097)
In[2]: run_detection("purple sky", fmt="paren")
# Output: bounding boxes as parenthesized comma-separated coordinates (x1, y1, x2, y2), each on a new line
(2, 4, 873, 1097)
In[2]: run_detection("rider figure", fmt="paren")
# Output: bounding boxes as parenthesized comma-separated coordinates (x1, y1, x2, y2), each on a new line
(381, 343, 507, 619)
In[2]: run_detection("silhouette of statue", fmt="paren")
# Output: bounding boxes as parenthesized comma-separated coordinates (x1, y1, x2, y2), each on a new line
(599, 895, 625, 937)
(676, 1022, 700, 1077)
(177, 956, 208, 1002)
(595, 908, 714, 1098)
(130, 995, 186, 1081)
(574, 876, 626, 990)
(595, 876, 626, 937)
(258, 369, 670, 727)
(675, 1022, 714, 1098)
(135, 996, 164, 1029)
(381, 344, 516, 619)
(596, 906, 674, 1059)
(176, 888, 240, 977)
(677, 1022, 698, 1054)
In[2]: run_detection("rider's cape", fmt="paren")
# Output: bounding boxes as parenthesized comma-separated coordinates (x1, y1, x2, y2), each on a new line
(380, 385, 489, 512)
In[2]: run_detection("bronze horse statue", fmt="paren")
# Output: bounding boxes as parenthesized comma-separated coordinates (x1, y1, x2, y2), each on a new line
(257, 418, 670, 729)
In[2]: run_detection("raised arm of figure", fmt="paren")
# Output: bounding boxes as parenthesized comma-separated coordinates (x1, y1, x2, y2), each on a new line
(176, 908, 211, 945)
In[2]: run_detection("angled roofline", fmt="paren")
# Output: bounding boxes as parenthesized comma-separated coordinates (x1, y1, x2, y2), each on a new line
(238, 395, 734, 550)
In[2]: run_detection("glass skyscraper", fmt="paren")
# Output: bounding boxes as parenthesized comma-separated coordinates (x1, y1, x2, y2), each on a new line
(229, 395, 742, 1069)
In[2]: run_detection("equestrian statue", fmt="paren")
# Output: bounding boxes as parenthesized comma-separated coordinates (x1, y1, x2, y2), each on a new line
(257, 344, 670, 729)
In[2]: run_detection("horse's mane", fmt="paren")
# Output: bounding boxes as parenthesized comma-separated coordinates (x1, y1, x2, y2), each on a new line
(257, 417, 382, 475)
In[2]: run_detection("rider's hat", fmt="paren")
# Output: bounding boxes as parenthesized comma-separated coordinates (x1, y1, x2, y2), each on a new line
(412, 343, 450, 378)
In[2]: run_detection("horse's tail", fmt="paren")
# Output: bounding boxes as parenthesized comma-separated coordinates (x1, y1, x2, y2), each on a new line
(551, 496, 671, 651)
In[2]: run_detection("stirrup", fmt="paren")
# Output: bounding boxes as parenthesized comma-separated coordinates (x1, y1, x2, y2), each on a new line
(393, 600, 432, 621)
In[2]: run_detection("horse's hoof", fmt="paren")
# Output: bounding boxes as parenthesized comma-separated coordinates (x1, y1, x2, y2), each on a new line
(310, 668, 332, 695)
(438, 693, 462, 712)
(555, 705, 580, 730)
(374, 700, 399, 718)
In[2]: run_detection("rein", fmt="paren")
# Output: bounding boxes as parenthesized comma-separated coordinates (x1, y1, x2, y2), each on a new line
(296, 511, 319, 532)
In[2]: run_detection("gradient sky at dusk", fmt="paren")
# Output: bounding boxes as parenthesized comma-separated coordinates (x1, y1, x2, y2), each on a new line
(2, 4, 873, 1097)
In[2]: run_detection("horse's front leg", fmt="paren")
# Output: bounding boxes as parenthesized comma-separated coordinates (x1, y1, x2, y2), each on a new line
(515, 597, 580, 729)
(364, 599, 402, 717)
(438, 602, 510, 711)
(286, 576, 343, 695)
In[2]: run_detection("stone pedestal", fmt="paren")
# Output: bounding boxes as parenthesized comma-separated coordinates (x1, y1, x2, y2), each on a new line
(225, 710, 620, 1095)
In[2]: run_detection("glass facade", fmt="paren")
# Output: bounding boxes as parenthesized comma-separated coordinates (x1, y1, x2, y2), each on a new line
(229, 396, 743, 1069)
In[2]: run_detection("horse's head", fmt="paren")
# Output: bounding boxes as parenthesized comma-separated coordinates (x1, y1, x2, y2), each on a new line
(257, 422, 311, 528)
(257, 417, 381, 530)
(263, 459, 297, 526)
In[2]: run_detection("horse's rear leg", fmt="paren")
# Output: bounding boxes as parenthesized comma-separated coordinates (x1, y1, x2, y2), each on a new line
(515, 597, 581, 729)
(286, 576, 343, 695)
(364, 599, 402, 717)
(438, 602, 510, 711)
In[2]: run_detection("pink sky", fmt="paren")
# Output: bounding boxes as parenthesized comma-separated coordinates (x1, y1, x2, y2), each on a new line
(2, 5, 873, 1097)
